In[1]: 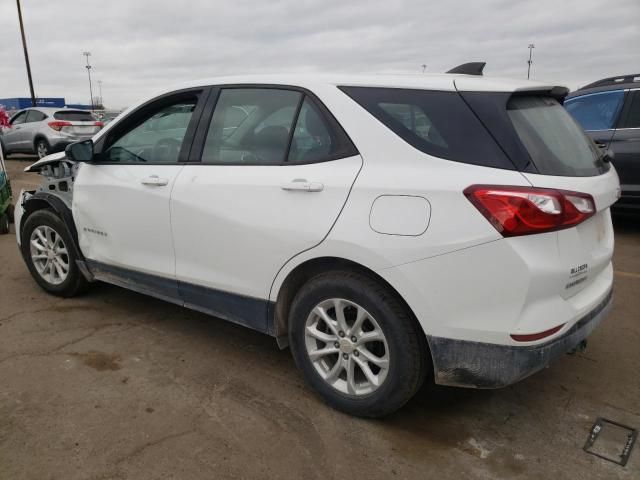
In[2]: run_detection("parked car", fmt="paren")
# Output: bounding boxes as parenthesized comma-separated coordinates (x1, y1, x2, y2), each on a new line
(14, 70, 618, 417)
(565, 74, 640, 212)
(0, 107, 103, 159)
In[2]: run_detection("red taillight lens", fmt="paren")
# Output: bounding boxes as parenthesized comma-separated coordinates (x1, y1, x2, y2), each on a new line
(95, 121, 104, 127)
(464, 185, 596, 237)
(47, 121, 72, 131)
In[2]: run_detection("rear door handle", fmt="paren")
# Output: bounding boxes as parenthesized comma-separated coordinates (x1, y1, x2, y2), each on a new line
(281, 179, 324, 192)
(141, 175, 169, 186)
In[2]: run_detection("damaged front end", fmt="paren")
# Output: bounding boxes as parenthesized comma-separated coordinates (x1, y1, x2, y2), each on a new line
(15, 153, 78, 246)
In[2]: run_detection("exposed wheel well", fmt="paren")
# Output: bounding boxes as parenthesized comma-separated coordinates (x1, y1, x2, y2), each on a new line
(273, 256, 428, 350)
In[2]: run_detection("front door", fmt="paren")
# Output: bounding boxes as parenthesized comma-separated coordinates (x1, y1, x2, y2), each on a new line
(170, 87, 362, 331)
(73, 88, 208, 299)
(610, 90, 640, 198)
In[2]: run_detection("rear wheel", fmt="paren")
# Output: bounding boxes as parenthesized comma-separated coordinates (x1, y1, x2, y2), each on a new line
(35, 139, 50, 159)
(21, 209, 88, 297)
(289, 271, 428, 418)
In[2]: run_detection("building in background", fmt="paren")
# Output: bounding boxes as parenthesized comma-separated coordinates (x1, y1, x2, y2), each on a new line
(0, 98, 93, 112)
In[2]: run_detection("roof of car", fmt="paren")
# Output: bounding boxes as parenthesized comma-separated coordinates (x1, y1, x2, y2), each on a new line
(177, 73, 565, 94)
(567, 73, 640, 98)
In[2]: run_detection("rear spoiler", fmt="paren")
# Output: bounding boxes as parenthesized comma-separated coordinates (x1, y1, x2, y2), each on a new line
(446, 62, 486, 76)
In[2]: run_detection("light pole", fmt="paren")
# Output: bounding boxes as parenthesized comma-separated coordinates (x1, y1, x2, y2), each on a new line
(422, 64, 427, 74)
(83, 51, 94, 111)
(16, 0, 36, 106)
(97, 80, 103, 108)
(527, 43, 535, 80)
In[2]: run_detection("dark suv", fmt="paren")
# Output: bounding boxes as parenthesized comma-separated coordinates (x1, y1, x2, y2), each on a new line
(565, 74, 640, 212)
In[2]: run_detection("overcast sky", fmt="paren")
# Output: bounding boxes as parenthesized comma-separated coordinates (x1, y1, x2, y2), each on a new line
(0, 0, 638, 109)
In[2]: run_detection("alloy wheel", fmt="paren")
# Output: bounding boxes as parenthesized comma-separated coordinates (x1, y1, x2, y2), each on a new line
(304, 298, 390, 396)
(37, 141, 48, 159)
(29, 225, 69, 285)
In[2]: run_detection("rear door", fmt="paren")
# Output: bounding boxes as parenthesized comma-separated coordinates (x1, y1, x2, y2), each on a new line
(170, 86, 361, 331)
(2, 110, 28, 150)
(73, 88, 208, 299)
(504, 94, 618, 299)
(609, 90, 640, 198)
(53, 110, 102, 137)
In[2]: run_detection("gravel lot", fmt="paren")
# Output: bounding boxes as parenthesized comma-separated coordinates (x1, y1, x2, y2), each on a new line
(1, 157, 638, 479)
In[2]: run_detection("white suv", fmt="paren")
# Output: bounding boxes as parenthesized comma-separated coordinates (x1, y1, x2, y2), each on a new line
(14, 71, 619, 417)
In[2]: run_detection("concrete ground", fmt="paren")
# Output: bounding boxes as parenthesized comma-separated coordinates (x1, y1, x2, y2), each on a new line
(1, 156, 638, 480)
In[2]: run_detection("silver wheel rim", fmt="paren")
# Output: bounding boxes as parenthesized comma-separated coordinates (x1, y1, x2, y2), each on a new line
(304, 298, 390, 396)
(37, 142, 48, 158)
(29, 225, 69, 285)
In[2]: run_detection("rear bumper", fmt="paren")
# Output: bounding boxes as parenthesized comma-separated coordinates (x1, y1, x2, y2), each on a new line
(428, 288, 613, 388)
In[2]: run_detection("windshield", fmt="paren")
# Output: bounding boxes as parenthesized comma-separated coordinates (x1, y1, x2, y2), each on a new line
(507, 96, 608, 177)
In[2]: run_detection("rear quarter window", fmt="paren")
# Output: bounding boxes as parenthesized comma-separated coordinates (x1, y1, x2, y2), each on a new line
(339, 86, 513, 170)
(54, 111, 95, 122)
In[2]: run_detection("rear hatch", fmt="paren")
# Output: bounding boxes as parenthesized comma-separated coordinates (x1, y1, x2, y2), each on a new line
(52, 110, 102, 136)
(456, 80, 619, 299)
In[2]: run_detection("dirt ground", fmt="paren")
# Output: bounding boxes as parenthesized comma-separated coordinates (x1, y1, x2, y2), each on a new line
(1, 157, 638, 480)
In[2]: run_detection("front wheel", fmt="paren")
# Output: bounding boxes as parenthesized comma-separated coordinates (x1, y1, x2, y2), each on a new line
(21, 209, 89, 297)
(289, 271, 428, 418)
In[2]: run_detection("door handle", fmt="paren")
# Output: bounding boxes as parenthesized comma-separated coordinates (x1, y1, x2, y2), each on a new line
(595, 141, 608, 149)
(141, 175, 169, 186)
(281, 179, 324, 192)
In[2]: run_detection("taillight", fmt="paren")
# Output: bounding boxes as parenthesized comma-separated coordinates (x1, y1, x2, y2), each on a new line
(464, 185, 596, 237)
(95, 121, 104, 127)
(47, 121, 72, 131)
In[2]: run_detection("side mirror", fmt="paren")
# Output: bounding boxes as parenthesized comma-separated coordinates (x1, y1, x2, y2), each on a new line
(65, 139, 94, 162)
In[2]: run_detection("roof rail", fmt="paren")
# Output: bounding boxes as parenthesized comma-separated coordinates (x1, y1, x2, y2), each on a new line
(446, 62, 486, 76)
(580, 74, 640, 90)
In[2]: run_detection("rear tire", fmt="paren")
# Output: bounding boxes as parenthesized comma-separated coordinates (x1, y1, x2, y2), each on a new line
(21, 209, 89, 297)
(0, 213, 9, 234)
(35, 139, 50, 159)
(289, 271, 428, 418)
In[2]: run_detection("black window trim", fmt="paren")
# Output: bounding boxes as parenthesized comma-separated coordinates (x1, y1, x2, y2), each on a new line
(25, 109, 48, 123)
(92, 86, 212, 166)
(188, 83, 359, 166)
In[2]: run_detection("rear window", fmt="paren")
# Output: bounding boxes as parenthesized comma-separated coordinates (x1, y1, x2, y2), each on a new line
(54, 111, 95, 121)
(339, 87, 514, 170)
(507, 96, 608, 177)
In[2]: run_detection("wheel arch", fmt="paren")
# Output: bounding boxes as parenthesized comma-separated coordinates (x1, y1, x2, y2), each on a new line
(20, 193, 86, 265)
(271, 256, 431, 357)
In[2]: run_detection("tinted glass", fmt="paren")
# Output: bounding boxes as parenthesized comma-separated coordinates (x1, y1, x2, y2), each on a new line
(508, 96, 606, 176)
(288, 98, 340, 163)
(340, 87, 512, 169)
(26, 110, 47, 122)
(103, 100, 196, 163)
(54, 111, 95, 122)
(620, 92, 640, 128)
(10, 111, 27, 125)
(202, 89, 301, 164)
(565, 90, 624, 130)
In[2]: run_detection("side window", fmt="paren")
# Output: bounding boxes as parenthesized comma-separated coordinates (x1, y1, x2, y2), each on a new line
(26, 110, 47, 123)
(564, 90, 625, 131)
(10, 111, 27, 125)
(102, 97, 198, 163)
(288, 98, 341, 163)
(202, 88, 301, 164)
(378, 102, 447, 148)
(620, 92, 640, 129)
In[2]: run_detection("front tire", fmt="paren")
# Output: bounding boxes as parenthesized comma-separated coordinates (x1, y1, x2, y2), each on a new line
(21, 209, 88, 297)
(289, 271, 428, 418)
